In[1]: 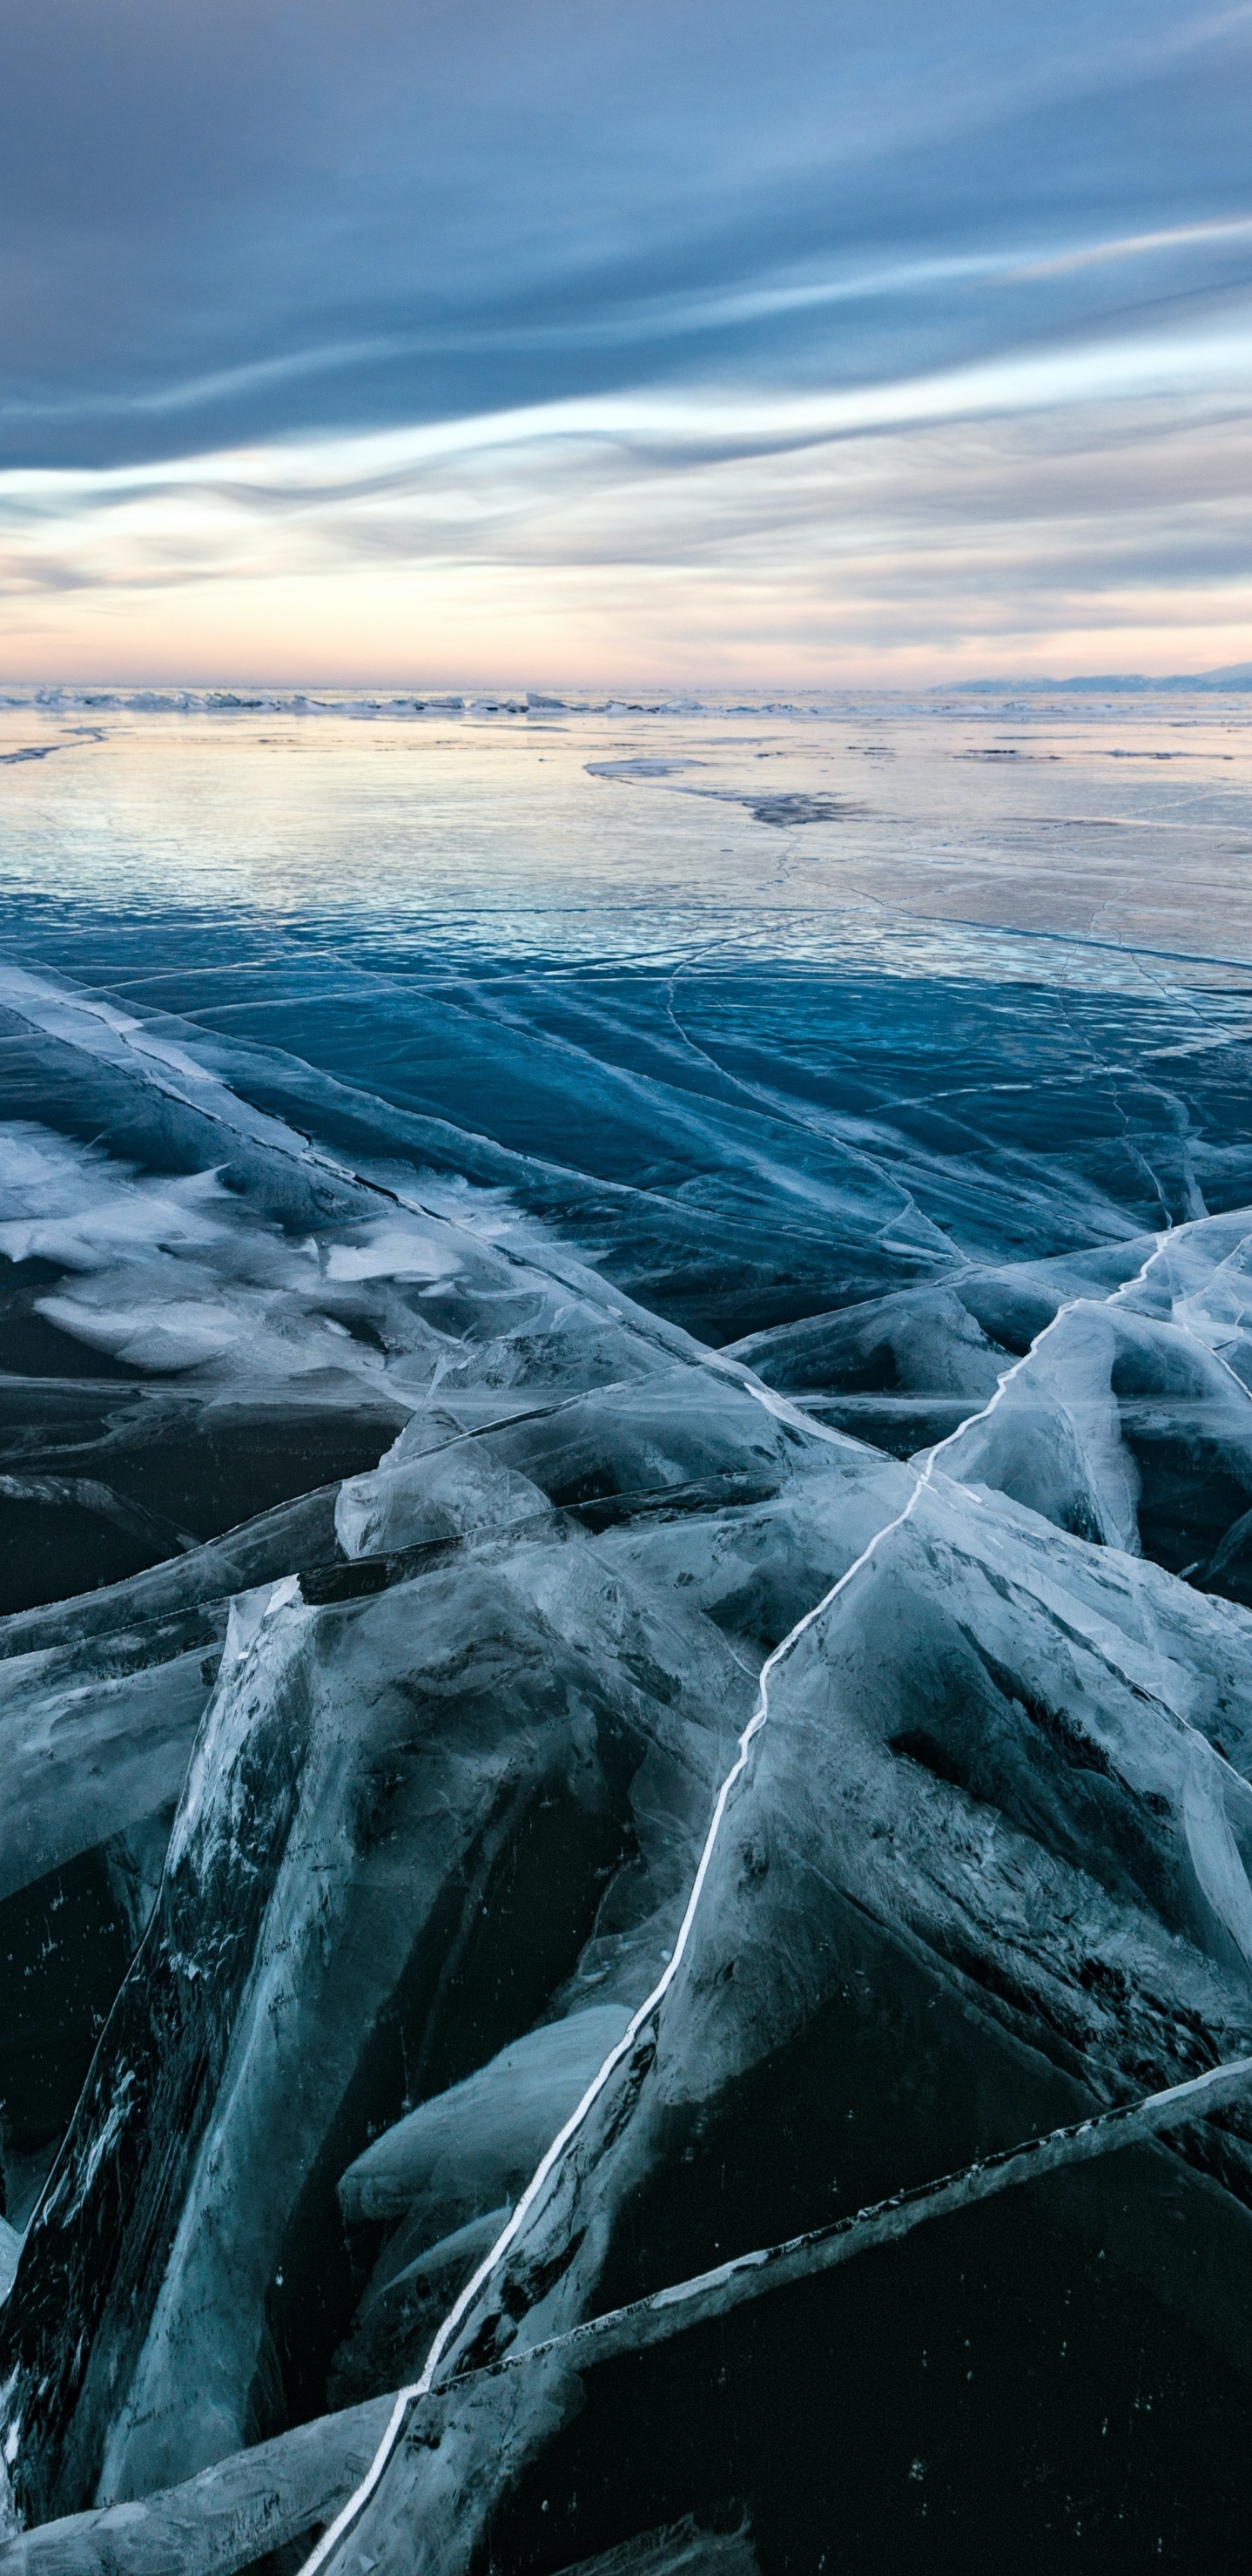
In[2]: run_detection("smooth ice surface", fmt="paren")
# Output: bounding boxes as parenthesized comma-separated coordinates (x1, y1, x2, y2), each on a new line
(3, 688, 1252, 2574)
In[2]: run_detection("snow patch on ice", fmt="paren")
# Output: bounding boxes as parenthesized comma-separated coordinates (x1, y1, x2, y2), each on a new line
(324, 1224, 460, 1285)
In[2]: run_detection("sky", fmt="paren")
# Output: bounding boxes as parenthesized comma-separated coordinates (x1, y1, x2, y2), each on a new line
(2, 0, 1251, 688)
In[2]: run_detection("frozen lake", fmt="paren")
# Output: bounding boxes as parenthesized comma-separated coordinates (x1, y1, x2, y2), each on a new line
(3, 686, 1252, 2573)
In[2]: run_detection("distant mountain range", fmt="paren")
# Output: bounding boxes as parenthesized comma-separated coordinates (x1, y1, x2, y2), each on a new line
(949, 663, 1252, 693)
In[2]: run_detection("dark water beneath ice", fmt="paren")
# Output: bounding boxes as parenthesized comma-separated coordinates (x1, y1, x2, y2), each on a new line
(3, 689, 1252, 2573)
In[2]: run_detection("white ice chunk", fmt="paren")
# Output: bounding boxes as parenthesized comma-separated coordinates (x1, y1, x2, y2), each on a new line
(0, 2219, 21, 2305)
(944, 1305, 1141, 1550)
(335, 1443, 547, 1559)
(0, 1126, 225, 1271)
(35, 1295, 247, 1372)
(1182, 1742, 1252, 1968)
(338, 2006, 634, 2226)
(378, 2205, 510, 2305)
(324, 1224, 460, 1285)
(0, 1642, 213, 1903)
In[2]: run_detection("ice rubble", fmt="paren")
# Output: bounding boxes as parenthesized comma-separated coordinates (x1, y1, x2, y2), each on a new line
(4, 971, 1252, 2567)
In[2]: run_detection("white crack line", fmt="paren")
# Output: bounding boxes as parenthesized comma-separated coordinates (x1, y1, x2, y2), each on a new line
(445, 2048, 1252, 2385)
(298, 1224, 1175, 2573)
(15, 947, 1252, 2557)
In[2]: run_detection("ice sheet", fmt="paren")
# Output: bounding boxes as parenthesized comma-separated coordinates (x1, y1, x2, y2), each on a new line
(3, 689, 1252, 2573)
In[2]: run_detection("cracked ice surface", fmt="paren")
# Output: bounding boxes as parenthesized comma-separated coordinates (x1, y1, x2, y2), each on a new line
(3, 694, 1252, 2573)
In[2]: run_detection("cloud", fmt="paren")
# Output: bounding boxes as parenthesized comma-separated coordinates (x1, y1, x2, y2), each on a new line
(2, 327, 1250, 682)
(4, 0, 1252, 461)
(2, 1, 1251, 674)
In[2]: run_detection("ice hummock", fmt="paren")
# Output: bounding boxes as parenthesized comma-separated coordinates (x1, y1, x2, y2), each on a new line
(3, 915, 1252, 2573)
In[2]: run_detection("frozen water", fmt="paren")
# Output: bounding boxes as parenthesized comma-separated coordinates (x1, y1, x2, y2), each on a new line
(337, 2010, 636, 2229)
(3, 689, 1252, 2571)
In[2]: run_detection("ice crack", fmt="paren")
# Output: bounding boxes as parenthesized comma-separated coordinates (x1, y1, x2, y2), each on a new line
(296, 1223, 1182, 2573)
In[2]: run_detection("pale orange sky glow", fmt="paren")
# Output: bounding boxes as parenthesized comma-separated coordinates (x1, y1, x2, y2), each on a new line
(5, 352, 1252, 691)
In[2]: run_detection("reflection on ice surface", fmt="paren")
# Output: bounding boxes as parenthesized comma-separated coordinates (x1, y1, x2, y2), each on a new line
(2, 691, 1252, 2572)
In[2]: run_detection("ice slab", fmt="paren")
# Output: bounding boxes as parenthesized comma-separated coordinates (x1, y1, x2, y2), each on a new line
(338, 2006, 635, 2227)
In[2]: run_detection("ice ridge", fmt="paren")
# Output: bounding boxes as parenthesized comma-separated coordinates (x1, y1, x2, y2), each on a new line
(5, 963, 1252, 2570)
